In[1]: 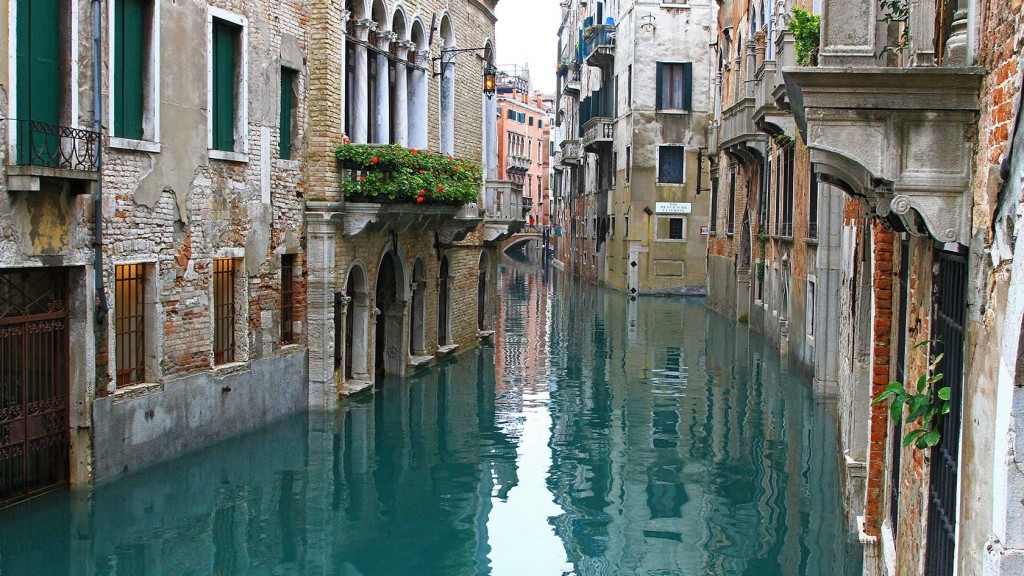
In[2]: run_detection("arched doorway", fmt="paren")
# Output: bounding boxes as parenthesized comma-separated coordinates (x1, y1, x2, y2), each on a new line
(410, 258, 426, 356)
(375, 250, 407, 377)
(438, 256, 450, 345)
(477, 252, 489, 331)
(344, 265, 370, 381)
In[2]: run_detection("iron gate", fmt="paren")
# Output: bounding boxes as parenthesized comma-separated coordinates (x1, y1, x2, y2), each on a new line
(925, 249, 967, 576)
(0, 268, 70, 506)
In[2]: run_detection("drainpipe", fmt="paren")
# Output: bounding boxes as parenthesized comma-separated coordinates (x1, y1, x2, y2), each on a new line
(92, 0, 108, 317)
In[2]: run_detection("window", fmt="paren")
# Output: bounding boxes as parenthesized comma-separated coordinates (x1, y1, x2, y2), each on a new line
(209, 11, 247, 155)
(710, 176, 719, 233)
(538, 119, 543, 129)
(113, 0, 157, 142)
(658, 145, 685, 184)
(625, 146, 631, 183)
(781, 144, 795, 236)
(627, 64, 633, 107)
(280, 68, 298, 159)
(115, 264, 146, 386)
(281, 254, 296, 344)
(213, 258, 237, 364)
(656, 217, 686, 241)
(656, 62, 692, 111)
(612, 151, 617, 187)
(727, 165, 737, 234)
(808, 167, 819, 239)
(507, 108, 515, 120)
(806, 279, 815, 338)
(529, 116, 534, 126)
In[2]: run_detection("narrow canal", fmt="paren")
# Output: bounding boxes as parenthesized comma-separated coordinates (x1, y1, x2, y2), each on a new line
(0, 259, 862, 575)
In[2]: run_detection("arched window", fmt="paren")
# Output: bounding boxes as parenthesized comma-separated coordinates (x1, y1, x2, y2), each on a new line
(343, 265, 369, 381)
(410, 258, 426, 355)
(477, 252, 490, 331)
(439, 15, 456, 154)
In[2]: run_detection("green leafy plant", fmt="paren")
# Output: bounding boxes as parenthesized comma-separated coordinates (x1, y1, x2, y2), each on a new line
(335, 142, 482, 205)
(790, 8, 821, 66)
(879, 0, 910, 57)
(871, 340, 950, 449)
(756, 261, 765, 282)
(583, 25, 597, 40)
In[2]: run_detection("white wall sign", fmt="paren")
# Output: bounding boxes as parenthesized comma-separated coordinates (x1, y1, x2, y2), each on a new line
(656, 202, 692, 214)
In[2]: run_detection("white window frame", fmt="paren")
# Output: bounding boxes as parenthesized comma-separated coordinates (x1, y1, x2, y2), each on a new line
(206, 6, 249, 163)
(806, 275, 816, 341)
(656, 144, 686, 186)
(108, 0, 161, 152)
(6, 0, 82, 159)
(655, 215, 688, 243)
(211, 248, 249, 369)
(108, 259, 163, 393)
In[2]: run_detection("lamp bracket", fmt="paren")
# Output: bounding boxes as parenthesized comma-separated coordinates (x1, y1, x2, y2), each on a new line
(432, 47, 491, 77)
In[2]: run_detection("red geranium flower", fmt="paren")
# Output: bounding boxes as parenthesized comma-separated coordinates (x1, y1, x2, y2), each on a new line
(419, 169, 425, 174)
(371, 157, 379, 164)
(416, 196, 424, 204)
(411, 148, 418, 154)
(342, 135, 351, 144)
(418, 189, 425, 196)
(437, 185, 444, 192)
(358, 176, 366, 181)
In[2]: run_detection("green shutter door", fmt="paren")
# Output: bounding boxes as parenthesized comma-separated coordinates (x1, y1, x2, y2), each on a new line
(212, 20, 237, 152)
(17, 0, 62, 166)
(655, 62, 664, 111)
(279, 68, 293, 159)
(682, 62, 693, 111)
(115, 0, 145, 140)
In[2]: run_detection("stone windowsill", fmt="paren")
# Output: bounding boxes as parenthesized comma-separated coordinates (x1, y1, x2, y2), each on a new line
(342, 378, 374, 397)
(805, 237, 819, 247)
(275, 159, 303, 171)
(212, 361, 249, 378)
(278, 343, 304, 356)
(110, 381, 163, 404)
(209, 149, 249, 163)
(109, 137, 161, 154)
(436, 344, 459, 357)
(408, 355, 434, 368)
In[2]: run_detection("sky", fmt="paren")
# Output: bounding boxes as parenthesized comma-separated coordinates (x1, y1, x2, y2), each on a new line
(494, 0, 562, 95)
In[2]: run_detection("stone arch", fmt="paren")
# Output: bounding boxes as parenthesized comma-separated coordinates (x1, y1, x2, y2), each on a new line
(343, 263, 370, 382)
(371, 0, 389, 27)
(439, 13, 456, 154)
(477, 251, 490, 331)
(410, 17, 427, 51)
(346, 0, 367, 20)
(391, 5, 408, 41)
(374, 244, 408, 377)
(410, 257, 427, 356)
(438, 254, 452, 346)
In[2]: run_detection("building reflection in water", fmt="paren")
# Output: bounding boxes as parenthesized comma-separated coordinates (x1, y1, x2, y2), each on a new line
(0, 257, 860, 576)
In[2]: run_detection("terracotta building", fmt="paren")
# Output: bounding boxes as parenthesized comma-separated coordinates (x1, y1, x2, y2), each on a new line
(496, 73, 551, 226)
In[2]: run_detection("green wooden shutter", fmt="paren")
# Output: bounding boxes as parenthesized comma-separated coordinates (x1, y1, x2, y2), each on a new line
(279, 68, 294, 160)
(655, 62, 664, 111)
(116, 0, 145, 140)
(17, 0, 62, 166)
(212, 20, 237, 152)
(682, 62, 693, 111)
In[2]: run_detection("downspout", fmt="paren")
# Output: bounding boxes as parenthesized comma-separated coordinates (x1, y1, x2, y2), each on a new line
(93, 0, 108, 317)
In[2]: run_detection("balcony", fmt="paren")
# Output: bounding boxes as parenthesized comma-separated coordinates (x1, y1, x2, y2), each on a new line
(720, 97, 766, 163)
(780, 0, 990, 245)
(560, 139, 582, 164)
(584, 25, 615, 69)
(506, 154, 532, 175)
(7, 119, 101, 193)
(581, 117, 613, 153)
(482, 180, 526, 243)
(752, 30, 799, 138)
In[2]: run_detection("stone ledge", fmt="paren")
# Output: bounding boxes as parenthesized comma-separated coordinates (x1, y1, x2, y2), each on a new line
(212, 362, 250, 379)
(341, 378, 374, 397)
(110, 382, 163, 404)
(408, 354, 434, 368)
(477, 330, 495, 343)
(436, 344, 459, 357)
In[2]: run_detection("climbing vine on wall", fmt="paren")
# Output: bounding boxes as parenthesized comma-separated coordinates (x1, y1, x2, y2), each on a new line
(872, 340, 951, 449)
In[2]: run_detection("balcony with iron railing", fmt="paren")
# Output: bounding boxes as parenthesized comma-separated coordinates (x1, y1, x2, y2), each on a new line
(560, 139, 582, 164)
(581, 117, 613, 153)
(6, 118, 101, 193)
(584, 25, 615, 69)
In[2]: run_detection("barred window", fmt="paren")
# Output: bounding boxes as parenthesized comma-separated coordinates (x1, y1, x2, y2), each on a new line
(213, 258, 236, 364)
(115, 264, 146, 386)
(281, 254, 296, 344)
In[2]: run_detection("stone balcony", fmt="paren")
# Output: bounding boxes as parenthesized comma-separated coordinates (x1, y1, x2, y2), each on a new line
(7, 118, 101, 194)
(562, 68, 581, 98)
(720, 96, 766, 162)
(784, 66, 984, 244)
(753, 30, 799, 138)
(584, 25, 615, 69)
(581, 118, 613, 153)
(306, 199, 482, 244)
(560, 139, 582, 164)
(482, 180, 526, 243)
(506, 154, 532, 174)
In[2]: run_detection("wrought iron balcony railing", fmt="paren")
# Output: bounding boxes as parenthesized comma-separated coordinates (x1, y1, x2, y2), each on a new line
(584, 25, 615, 69)
(10, 119, 101, 172)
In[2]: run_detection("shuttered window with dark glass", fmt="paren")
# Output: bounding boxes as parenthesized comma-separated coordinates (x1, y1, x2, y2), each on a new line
(115, 0, 147, 140)
(212, 19, 240, 152)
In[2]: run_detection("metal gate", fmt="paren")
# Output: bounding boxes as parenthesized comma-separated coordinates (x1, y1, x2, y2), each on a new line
(0, 268, 70, 506)
(925, 249, 967, 576)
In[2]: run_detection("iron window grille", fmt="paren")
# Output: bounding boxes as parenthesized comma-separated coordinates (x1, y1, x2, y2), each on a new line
(281, 255, 296, 344)
(115, 264, 146, 386)
(213, 258, 236, 365)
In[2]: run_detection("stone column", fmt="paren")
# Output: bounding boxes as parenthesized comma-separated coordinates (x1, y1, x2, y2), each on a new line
(352, 20, 374, 144)
(409, 52, 430, 150)
(335, 294, 351, 392)
(373, 32, 395, 144)
(819, 1, 880, 67)
(340, 10, 350, 132)
(306, 210, 339, 409)
(485, 91, 498, 179)
(393, 42, 413, 147)
(440, 48, 456, 155)
(745, 39, 756, 99)
(352, 292, 371, 380)
(943, 0, 969, 66)
(907, 0, 936, 66)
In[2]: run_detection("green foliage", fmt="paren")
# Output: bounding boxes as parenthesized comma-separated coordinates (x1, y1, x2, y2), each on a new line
(879, 0, 910, 57)
(756, 261, 765, 281)
(790, 8, 821, 66)
(871, 340, 951, 450)
(738, 314, 749, 325)
(334, 143, 482, 206)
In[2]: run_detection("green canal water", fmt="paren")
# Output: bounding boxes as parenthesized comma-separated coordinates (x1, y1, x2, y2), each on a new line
(0, 262, 862, 575)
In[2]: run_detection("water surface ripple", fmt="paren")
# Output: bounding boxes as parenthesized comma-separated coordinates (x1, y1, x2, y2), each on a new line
(0, 263, 862, 575)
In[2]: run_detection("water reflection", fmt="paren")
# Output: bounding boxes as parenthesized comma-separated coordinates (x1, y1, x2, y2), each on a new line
(0, 261, 860, 576)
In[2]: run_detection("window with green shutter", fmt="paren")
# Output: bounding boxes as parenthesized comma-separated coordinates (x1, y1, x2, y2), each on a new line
(16, 0, 62, 166)
(115, 0, 146, 140)
(655, 62, 693, 111)
(280, 68, 296, 159)
(212, 19, 239, 152)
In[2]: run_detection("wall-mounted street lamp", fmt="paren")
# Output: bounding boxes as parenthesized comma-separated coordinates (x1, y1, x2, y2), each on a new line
(432, 47, 497, 97)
